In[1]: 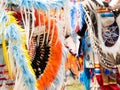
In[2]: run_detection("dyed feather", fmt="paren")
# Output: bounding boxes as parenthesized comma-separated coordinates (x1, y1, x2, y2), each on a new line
(20, 0, 33, 9)
(70, 3, 76, 31)
(66, 1, 82, 34)
(33, 12, 63, 90)
(12, 45, 35, 88)
(50, 46, 67, 90)
(78, 32, 91, 90)
(77, 2, 85, 30)
(7, 0, 18, 5)
(78, 64, 90, 90)
(7, 0, 67, 11)
(48, 0, 68, 9)
(2, 39, 13, 79)
(0, 12, 14, 79)
(6, 24, 36, 90)
(2, 12, 36, 90)
(7, 0, 48, 10)
(5, 24, 20, 42)
(33, 0, 48, 10)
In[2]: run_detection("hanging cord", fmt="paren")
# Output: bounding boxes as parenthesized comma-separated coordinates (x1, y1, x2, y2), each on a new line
(48, 8, 59, 45)
(20, 6, 31, 49)
(36, 10, 41, 47)
(54, 8, 61, 45)
(48, 18, 55, 45)
(27, 8, 31, 46)
(46, 8, 51, 45)
(20, 8, 26, 29)
(42, 11, 47, 46)
(24, 7, 30, 49)
(29, 7, 35, 45)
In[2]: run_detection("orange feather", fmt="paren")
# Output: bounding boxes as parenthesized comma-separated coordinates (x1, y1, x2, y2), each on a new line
(35, 11, 62, 90)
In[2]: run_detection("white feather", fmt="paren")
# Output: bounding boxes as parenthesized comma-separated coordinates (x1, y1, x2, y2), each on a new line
(29, 8, 35, 44)
(8, 44, 16, 76)
(14, 69, 28, 90)
(109, 0, 119, 7)
(63, 1, 72, 36)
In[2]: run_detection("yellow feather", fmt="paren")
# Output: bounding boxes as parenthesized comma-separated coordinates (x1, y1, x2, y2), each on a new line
(8, 13, 36, 78)
(2, 39, 13, 79)
(2, 12, 36, 80)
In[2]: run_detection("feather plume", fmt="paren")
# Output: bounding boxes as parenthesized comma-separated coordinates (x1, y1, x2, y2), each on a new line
(2, 39, 13, 79)
(3, 10, 36, 89)
(48, 0, 68, 9)
(5, 24, 36, 90)
(70, 3, 76, 31)
(50, 46, 67, 90)
(63, 1, 73, 36)
(7, 0, 48, 10)
(7, 0, 67, 11)
(77, 2, 85, 30)
(78, 32, 91, 90)
(34, 13, 63, 90)
(79, 69, 90, 90)
(33, 0, 48, 10)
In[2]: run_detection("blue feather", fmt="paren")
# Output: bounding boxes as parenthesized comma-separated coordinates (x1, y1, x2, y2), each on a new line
(78, 32, 91, 90)
(6, 24, 36, 90)
(77, 2, 85, 30)
(48, 0, 67, 9)
(0, 12, 8, 24)
(82, 32, 92, 52)
(8, 0, 33, 8)
(70, 2, 85, 32)
(78, 64, 90, 90)
(7, 0, 18, 5)
(12, 45, 36, 90)
(33, 0, 48, 11)
(6, 0, 67, 11)
(20, 0, 33, 9)
(70, 3, 76, 31)
(7, 0, 48, 11)
(5, 24, 20, 42)
(0, 11, 8, 44)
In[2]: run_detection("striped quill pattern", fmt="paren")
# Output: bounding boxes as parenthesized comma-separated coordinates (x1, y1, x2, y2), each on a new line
(32, 34, 50, 78)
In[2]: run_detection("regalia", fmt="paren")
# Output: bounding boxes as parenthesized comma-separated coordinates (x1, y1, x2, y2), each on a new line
(77, 0, 120, 90)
